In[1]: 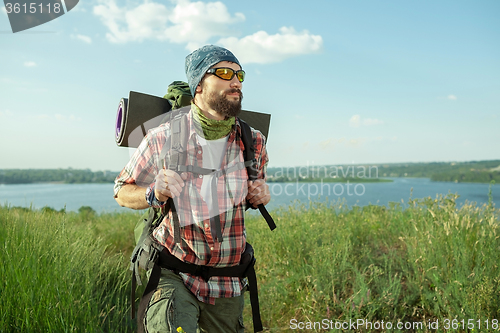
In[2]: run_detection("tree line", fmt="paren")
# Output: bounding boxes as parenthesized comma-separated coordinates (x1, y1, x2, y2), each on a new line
(3, 159, 500, 184)
(267, 159, 500, 184)
(431, 171, 500, 183)
(0, 169, 118, 184)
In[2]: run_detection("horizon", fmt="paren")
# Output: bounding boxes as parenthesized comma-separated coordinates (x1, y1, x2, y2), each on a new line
(1, 158, 499, 173)
(1, 0, 499, 171)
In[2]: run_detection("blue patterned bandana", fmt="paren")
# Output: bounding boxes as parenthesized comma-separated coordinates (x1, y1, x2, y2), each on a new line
(185, 45, 241, 97)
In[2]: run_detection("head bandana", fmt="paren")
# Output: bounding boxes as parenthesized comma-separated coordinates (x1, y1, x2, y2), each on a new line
(185, 45, 241, 97)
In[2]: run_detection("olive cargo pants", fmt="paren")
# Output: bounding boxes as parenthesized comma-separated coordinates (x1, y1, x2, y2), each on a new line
(143, 269, 245, 333)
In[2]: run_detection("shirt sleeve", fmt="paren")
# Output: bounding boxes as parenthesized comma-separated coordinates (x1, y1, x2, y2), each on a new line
(113, 130, 161, 197)
(251, 129, 269, 181)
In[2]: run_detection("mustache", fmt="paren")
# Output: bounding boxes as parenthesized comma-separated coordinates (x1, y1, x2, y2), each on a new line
(223, 88, 243, 98)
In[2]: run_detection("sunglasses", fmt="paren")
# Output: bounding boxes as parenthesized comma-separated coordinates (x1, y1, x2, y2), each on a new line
(206, 67, 245, 82)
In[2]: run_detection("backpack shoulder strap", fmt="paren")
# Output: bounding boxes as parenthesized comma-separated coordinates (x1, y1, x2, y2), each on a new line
(239, 118, 258, 178)
(238, 118, 277, 231)
(166, 107, 190, 243)
(166, 107, 190, 170)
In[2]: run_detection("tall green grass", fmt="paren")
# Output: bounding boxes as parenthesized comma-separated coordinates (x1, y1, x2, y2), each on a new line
(0, 206, 140, 332)
(1, 193, 499, 332)
(246, 194, 500, 332)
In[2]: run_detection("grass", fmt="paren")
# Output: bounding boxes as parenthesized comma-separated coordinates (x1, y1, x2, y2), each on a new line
(1, 192, 499, 332)
(0, 206, 141, 332)
(246, 194, 500, 332)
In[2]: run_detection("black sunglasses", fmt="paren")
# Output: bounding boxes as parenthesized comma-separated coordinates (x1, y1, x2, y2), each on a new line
(206, 67, 245, 82)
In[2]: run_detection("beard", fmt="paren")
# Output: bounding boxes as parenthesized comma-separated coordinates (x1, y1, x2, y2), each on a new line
(206, 88, 243, 118)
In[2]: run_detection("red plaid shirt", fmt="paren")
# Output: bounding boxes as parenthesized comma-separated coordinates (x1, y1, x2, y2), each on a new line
(114, 105, 268, 304)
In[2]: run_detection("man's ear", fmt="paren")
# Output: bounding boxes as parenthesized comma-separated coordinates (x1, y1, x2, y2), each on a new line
(196, 83, 202, 94)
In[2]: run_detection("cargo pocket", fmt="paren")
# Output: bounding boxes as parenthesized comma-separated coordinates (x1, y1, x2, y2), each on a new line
(144, 287, 176, 333)
(237, 315, 245, 333)
(236, 292, 245, 333)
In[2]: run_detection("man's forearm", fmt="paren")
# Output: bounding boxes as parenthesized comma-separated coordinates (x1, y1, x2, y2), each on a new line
(115, 184, 149, 210)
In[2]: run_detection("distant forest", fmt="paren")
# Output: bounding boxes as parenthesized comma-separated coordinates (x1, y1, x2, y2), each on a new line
(1, 159, 499, 184)
(267, 159, 500, 184)
(0, 169, 118, 184)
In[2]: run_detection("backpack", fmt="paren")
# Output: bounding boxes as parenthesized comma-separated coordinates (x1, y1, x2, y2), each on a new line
(129, 81, 275, 333)
(131, 81, 192, 245)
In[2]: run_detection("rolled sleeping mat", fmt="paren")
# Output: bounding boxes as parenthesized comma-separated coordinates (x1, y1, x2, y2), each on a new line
(115, 91, 271, 148)
(115, 98, 127, 146)
(115, 91, 173, 147)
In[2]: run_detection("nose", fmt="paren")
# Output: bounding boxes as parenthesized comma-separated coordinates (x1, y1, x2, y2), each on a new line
(229, 75, 242, 89)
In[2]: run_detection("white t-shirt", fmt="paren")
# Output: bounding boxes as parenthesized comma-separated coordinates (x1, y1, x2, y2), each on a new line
(196, 134, 229, 215)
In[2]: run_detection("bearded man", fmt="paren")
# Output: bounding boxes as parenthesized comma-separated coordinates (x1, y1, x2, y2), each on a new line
(114, 45, 271, 333)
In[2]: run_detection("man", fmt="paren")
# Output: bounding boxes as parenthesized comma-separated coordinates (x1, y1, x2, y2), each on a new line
(114, 45, 270, 333)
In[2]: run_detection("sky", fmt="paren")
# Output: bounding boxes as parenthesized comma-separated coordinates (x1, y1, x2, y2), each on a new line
(1, 0, 499, 171)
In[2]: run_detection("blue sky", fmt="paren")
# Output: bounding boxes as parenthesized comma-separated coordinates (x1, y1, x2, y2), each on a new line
(1, 0, 499, 171)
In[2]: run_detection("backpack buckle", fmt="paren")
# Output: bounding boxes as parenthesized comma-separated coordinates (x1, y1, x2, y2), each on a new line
(194, 265, 211, 282)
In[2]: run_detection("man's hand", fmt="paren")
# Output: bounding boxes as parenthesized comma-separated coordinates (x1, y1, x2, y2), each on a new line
(154, 169, 188, 201)
(246, 179, 271, 208)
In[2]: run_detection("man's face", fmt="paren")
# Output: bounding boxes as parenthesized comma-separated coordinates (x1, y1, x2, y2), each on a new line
(197, 61, 243, 118)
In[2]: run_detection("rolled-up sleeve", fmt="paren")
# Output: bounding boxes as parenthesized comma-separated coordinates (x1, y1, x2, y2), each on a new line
(113, 130, 161, 197)
(252, 129, 269, 180)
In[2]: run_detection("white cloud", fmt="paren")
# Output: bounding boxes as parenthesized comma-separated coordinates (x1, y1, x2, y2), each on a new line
(217, 26, 323, 64)
(319, 138, 336, 152)
(348, 138, 366, 147)
(92, 0, 322, 64)
(165, 0, 245, 50)
(350, 115, 384, 127)
(72, 34, 92, 44)
(24, 61, 37, 67)
(349, 115, 361, 127)
(363, 118, 384, 126)
(93, 0, 244, 45)
(447, 94, 457, 100)
(0, 109, 13, 117)
(0, 77, 15, 84)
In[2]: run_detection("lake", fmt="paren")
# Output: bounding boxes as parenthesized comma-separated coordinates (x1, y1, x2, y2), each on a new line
(0, 178, 498, 213)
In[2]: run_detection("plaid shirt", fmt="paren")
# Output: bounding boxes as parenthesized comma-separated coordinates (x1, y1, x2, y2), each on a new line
(114, 105, 268, 304)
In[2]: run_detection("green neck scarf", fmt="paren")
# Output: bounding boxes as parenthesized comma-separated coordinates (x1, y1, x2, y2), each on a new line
(192, 104, 235, 140)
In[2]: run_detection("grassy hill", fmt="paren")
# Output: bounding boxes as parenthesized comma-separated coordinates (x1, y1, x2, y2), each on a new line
(1, 193, 499, 332)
